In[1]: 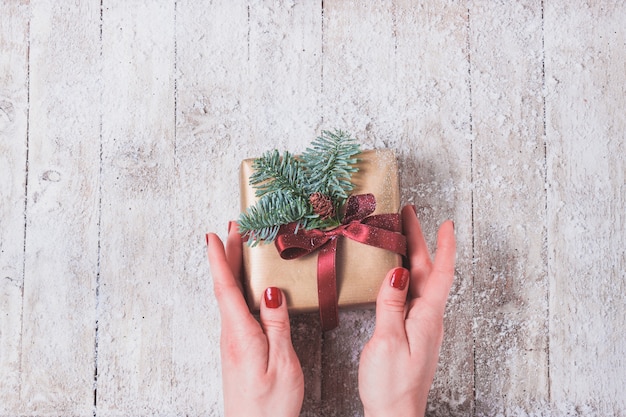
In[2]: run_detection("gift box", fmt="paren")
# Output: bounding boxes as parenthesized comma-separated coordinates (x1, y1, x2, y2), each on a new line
(240, 148, 405, 330)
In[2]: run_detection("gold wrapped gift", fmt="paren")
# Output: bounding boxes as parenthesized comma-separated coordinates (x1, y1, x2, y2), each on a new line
(240, 149, 403, 314)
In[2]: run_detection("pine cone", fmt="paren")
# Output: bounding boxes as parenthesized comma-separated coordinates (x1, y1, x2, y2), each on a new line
(309, 192, 335, 220)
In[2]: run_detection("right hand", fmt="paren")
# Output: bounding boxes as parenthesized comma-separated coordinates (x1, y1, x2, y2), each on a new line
(358, 206, 456, 417)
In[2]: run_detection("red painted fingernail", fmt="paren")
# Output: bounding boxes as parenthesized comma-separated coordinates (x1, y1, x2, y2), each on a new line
(264, 287, 282, 309)
(205, 233, 210, 247)
(228, 221, 234, 233)
(389, 267, 409, 290)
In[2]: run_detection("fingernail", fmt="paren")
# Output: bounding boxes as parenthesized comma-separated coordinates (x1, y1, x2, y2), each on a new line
(264, 287, 282, 309)
(228, 221, 235, 233)
(411, 205, 417, 216)
(389, 267, 409, 290)
(451, 220, 455, 231)
(205, 233, 210, 247)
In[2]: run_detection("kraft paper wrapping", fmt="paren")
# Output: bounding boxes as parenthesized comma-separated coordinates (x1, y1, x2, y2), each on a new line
(240, 149, 402, 313)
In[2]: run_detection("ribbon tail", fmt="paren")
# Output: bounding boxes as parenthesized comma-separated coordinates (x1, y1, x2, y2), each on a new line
(318, 239, 339, 331)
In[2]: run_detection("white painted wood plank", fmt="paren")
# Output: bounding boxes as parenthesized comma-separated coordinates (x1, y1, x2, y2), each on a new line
(97, 1, 177, 414)
(469, 0, 549, 414)
(247, 0, 324, 152)
(18, 1, 101, 414)
(0, 1, 29, 413)
(390, 2, 474, 415)
(173, 0, 250, 414)
(322, 0, 396, 139)
(545, 2, 626, 415)
(469, 0, 550, 413)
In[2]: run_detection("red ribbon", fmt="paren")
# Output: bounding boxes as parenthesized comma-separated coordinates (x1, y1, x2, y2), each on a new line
(275, 194, 407, 331)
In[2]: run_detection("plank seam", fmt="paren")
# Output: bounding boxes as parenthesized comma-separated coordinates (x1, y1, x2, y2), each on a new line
(465, 2, 476, 416)
(540, 0, 551, 408)
(18, 3, 33, 409)
(93, 2, 105, 416)
(172, 0, 179, 406)
(174, 0, 178, 162)
(247, 4, 251, 63)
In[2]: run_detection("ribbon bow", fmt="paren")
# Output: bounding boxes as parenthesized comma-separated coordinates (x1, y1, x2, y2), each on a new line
(275, 194, 407, 331)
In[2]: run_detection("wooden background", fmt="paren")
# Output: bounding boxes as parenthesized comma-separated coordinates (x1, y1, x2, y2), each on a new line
(1, 1, 624, 416)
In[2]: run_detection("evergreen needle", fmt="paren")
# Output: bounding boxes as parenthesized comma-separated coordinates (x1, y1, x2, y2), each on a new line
(238, 129, 361, 245)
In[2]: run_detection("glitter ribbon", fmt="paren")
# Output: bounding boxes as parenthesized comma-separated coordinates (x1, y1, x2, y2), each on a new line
(275, 194, 407, 331)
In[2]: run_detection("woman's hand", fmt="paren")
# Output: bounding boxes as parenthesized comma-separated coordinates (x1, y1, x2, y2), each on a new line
(206, 223, 304, 417)
(358, 206, 456, 417)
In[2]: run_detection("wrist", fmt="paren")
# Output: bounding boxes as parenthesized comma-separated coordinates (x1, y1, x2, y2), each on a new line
(364, 410, 424, 417)
(363, 401, 426, 417)
(363, 411, 424, 417)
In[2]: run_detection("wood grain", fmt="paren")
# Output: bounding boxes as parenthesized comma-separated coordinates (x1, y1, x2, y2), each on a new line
(16, 1, 101, 414)
(1, 1, 625, 416)
(247, 0, 323, 151)
(470, 0, 550, 414)
(0, 1, 29, 413)
(545, 2, 626, 414)
(97, 1, 177, 414)
(391, 2, 474, 415)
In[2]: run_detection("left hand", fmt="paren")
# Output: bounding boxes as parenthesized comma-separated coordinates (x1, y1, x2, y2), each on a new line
(206, 222, 304, 417)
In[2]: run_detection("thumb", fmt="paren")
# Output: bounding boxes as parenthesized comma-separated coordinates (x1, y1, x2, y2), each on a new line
(373, 267, 410, 340)
(260, 287, 295, 356)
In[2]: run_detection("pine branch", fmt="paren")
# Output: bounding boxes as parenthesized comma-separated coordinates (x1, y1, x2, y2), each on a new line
(238, 129, 361, 244)
(301, 130, 360, 204)
(238, 191, 311, 246)
(250, 150, 308, 200)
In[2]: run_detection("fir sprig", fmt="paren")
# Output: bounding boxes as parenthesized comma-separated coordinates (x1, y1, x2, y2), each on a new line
(301, 130, 360, 204)
(238, 130, 361, 246)
(238, 191, 310, 246)
(249, 150, 308, 200)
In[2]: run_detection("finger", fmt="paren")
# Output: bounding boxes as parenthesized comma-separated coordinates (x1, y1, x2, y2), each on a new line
(259, 287, 296, 360)
(372, 267, 410, 341)
(225, 221, 243, 293)
(207, 232, 255, 328)
(421, 220, 456, 313)
(402, 205, 432, 298)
